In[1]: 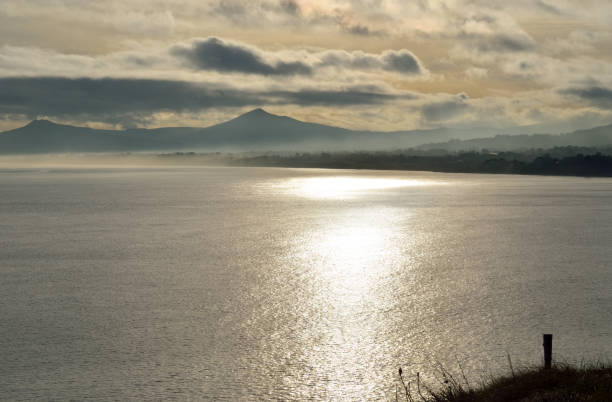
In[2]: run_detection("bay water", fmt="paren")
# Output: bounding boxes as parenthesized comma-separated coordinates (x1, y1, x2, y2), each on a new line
(1, 167, 611, 400)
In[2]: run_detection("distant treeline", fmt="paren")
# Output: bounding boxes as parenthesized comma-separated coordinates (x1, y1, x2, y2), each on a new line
(229, 146, 612, 177)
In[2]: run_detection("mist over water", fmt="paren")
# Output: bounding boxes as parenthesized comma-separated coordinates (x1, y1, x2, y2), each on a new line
(1, 167, 612, 400)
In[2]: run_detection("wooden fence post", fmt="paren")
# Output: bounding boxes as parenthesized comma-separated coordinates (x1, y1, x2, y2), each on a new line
(543, 334, 553, 369)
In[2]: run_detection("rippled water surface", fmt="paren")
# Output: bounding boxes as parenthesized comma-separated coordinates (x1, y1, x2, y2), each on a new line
(1, 167, 612, 400)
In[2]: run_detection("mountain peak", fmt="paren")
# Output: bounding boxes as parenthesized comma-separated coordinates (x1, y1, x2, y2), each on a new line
(240, 108, 274, 118)
(25, 119, 58, 128)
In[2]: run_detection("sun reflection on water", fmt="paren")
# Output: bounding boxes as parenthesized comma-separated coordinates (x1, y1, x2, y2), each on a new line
(257, 173, 433, 398)
(279, 176, 442, 199)
(291, 207, 410, 398)
(310, 224, 391, 299)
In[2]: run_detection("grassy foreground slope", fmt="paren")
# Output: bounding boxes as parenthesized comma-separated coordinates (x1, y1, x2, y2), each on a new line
(400, 364, 612, 402)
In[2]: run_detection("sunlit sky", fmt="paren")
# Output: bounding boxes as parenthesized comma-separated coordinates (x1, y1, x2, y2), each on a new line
(1, 0, 612, 132)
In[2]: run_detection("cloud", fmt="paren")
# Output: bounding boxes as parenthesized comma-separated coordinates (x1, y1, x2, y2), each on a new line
(0, 77, 404, 122)
(279, 0, 301, 16)
(448, 9, 536, 58)
(421, 94, 470, 122)
(171, 37, 313, 76)
(465, 67, 488, 79)
(315, 49, 425, 75)
(269, 87, 407, 106)
(0, 38, 427, 85)
(333, 14, 386, 36)
(381, 50, 422, 73)
(0, 77, 260, 118)
(170, 37, 425, 76)
(2, 1, 612, 132)
(344, 22, 375, 36)
(560, 86, 612, 109)
(472, 33, 534, 53)
(209, 0, 304, 24)
(211, 2, 249, 21)
(0, 45, 176, 78)
(498, 54, 612, 88)
(534, 0, 563, 15)
(1, 76, 610, 133)
(545, 29, 611, 55)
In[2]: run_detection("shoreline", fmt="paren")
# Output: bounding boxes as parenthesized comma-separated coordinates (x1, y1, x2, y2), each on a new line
(2, 150, 612, 178)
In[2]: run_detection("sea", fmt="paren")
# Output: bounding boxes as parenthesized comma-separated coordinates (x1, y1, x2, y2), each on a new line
(1, 166, 611, 400)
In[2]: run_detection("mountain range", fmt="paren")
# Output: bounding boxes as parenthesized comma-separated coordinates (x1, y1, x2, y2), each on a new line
(1, 108, 611, 154)
(418, 123, 612, 152)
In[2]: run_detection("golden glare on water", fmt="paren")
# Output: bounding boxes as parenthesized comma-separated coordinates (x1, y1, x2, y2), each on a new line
(253, 173, 445, 397)
(280, 176, 442, 199)
(310, 224, 390, 298)
(290, 207, 409, 398)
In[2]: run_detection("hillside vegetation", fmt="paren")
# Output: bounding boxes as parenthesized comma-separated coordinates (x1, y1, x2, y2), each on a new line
(398, 364, 612, 402)
(230, 147, 612, 177)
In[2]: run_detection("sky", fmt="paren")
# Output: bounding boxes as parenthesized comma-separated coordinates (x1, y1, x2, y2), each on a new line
(1, 0, 612, 132)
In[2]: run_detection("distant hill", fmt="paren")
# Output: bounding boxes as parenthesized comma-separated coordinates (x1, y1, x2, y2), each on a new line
(418, 123, 612, 152)
(0, 108, 483, 154)
(1, 108, 612, 154)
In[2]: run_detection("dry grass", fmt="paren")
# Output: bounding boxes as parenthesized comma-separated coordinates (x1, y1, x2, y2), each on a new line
(397, 363, 612, 402)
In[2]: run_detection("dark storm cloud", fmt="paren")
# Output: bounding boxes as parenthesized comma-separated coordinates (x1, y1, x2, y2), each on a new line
(0, 77, 260, 117)
(170, 37, 424, 76)
(171, 37, 313, 76)
(0, 77, 400, 119)
(560, 86, 612, 109)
